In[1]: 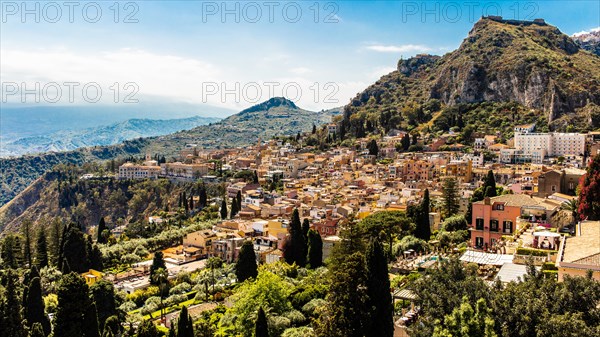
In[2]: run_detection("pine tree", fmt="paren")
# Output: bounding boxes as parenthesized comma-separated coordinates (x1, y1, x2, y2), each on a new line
(316, 252, 369, 337)
(25, 277, 51, 335)
(35, 227, 48, 269)
(366, 240, 394, 337)
(414, 189, 431, 240)
(254, 307, 269, 337)
(150, 252, 167, 285)
(307, 229, 323, 268)
(23, 220, 33, 267)
(97, 218, 107, 244)
(235, 240, 258, 282)
(442, 178, 460, 218)
(220, 199, 228, 220)
(1, 233, 19, 269)
(54, 273, 93, 337)
(176, 306, 194, 337)
(48, 218, 63, 267)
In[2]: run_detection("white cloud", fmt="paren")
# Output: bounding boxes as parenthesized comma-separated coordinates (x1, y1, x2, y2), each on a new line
(290, 67, 312, 75)
(0, 48, 360, 111)
(365, 44, 431, 53)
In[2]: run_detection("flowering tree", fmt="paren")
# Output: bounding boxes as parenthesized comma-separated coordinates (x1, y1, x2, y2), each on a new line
(578, 154, 600, 220)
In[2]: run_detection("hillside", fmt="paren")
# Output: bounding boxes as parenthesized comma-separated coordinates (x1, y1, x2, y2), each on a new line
(341, 17, 600, 139)
(1, 115, 220, 157)
(0, 98, 338, 207)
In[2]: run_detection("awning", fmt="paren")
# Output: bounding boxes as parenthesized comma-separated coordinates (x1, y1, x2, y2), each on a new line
(459, 250, 514, 266)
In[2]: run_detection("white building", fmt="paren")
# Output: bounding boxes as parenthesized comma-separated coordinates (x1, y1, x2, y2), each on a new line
(513, 132, 585, 162)
(118, 162, 161, 179)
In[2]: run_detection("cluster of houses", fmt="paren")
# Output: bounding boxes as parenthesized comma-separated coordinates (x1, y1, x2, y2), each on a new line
(114, 122, 600, 283)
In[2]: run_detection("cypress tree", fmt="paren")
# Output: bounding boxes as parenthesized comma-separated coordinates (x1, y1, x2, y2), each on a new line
(442, 178, 460, 218)
(283, 209, 307, 267)
(237, 190, 242, 210)
(1, 234, 19, 269)
(235, 240, 258, 282)
(254, 307, 269, 337)
(84, 302, 101, 337)
(61, 224, 89, 273)
(149, 252, 167, 285)
(90, 280, 117, 332)
(97, 218, 107, 244)
(302, 218, 310, 240)
(35, 227, 48, 269)
(366, 240, 394, 337)
(220, 199, 228, 220)
(0, 270, 26, 337)
(199, 186, 207, 208)
(484, 170, 497, 197)
(414, 189, 432, 241)
(177, 306, 194, 337)
(48, 219, 63, 267)
(253, 170, 259, 184)
(25, 277, 51, 335)
(54, 273, 93, 337)
(189, 195, 194, 210)
(307, 229, 323, 269)
(230, 196, 239, 218)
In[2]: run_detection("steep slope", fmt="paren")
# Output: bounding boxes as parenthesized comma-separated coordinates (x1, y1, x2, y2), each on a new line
(1, 116, 220, 157)
(342, 17, 600, 138)
(0, 98, 337, 207)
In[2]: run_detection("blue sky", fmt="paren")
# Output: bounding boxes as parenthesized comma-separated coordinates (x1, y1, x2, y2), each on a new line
(1, 0, 599, 113)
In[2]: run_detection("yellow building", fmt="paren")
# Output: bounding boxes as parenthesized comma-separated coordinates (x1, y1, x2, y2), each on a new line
(81, 269, 104, 286)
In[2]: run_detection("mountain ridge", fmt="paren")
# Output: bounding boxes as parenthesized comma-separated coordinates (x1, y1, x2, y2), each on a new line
(0, 99, 338, 207)
(341, 17, 600, 138)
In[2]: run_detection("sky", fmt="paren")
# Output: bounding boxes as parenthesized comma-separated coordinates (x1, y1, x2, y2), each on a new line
(1, 0, 599, 114)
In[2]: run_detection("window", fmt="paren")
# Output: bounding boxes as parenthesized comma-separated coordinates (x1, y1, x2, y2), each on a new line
(494, 203, 505, 211)
(490, 220, 499, 232)
(475, 237, 484, 248)
(503, 221, 513, 234)
(475, 218, 484, 230)
(551, 185, 557, 192)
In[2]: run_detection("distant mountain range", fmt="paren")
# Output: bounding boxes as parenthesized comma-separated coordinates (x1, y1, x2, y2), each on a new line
(0, 97, 339, 207)
(1, 116, 221, 157)
(572, 28, 600, 56)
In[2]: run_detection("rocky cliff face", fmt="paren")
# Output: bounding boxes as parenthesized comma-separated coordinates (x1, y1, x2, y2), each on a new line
(343, 17, 600, 134)
(429, 18, 599, 122)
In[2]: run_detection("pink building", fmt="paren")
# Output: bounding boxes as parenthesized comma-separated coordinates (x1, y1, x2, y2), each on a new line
(470, 194, 556, 250)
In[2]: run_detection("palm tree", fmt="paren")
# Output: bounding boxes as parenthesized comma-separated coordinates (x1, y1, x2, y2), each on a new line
(206, 257, 223, 293)
(151, 268, 169, 324)
(561, 199, 579, 224)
